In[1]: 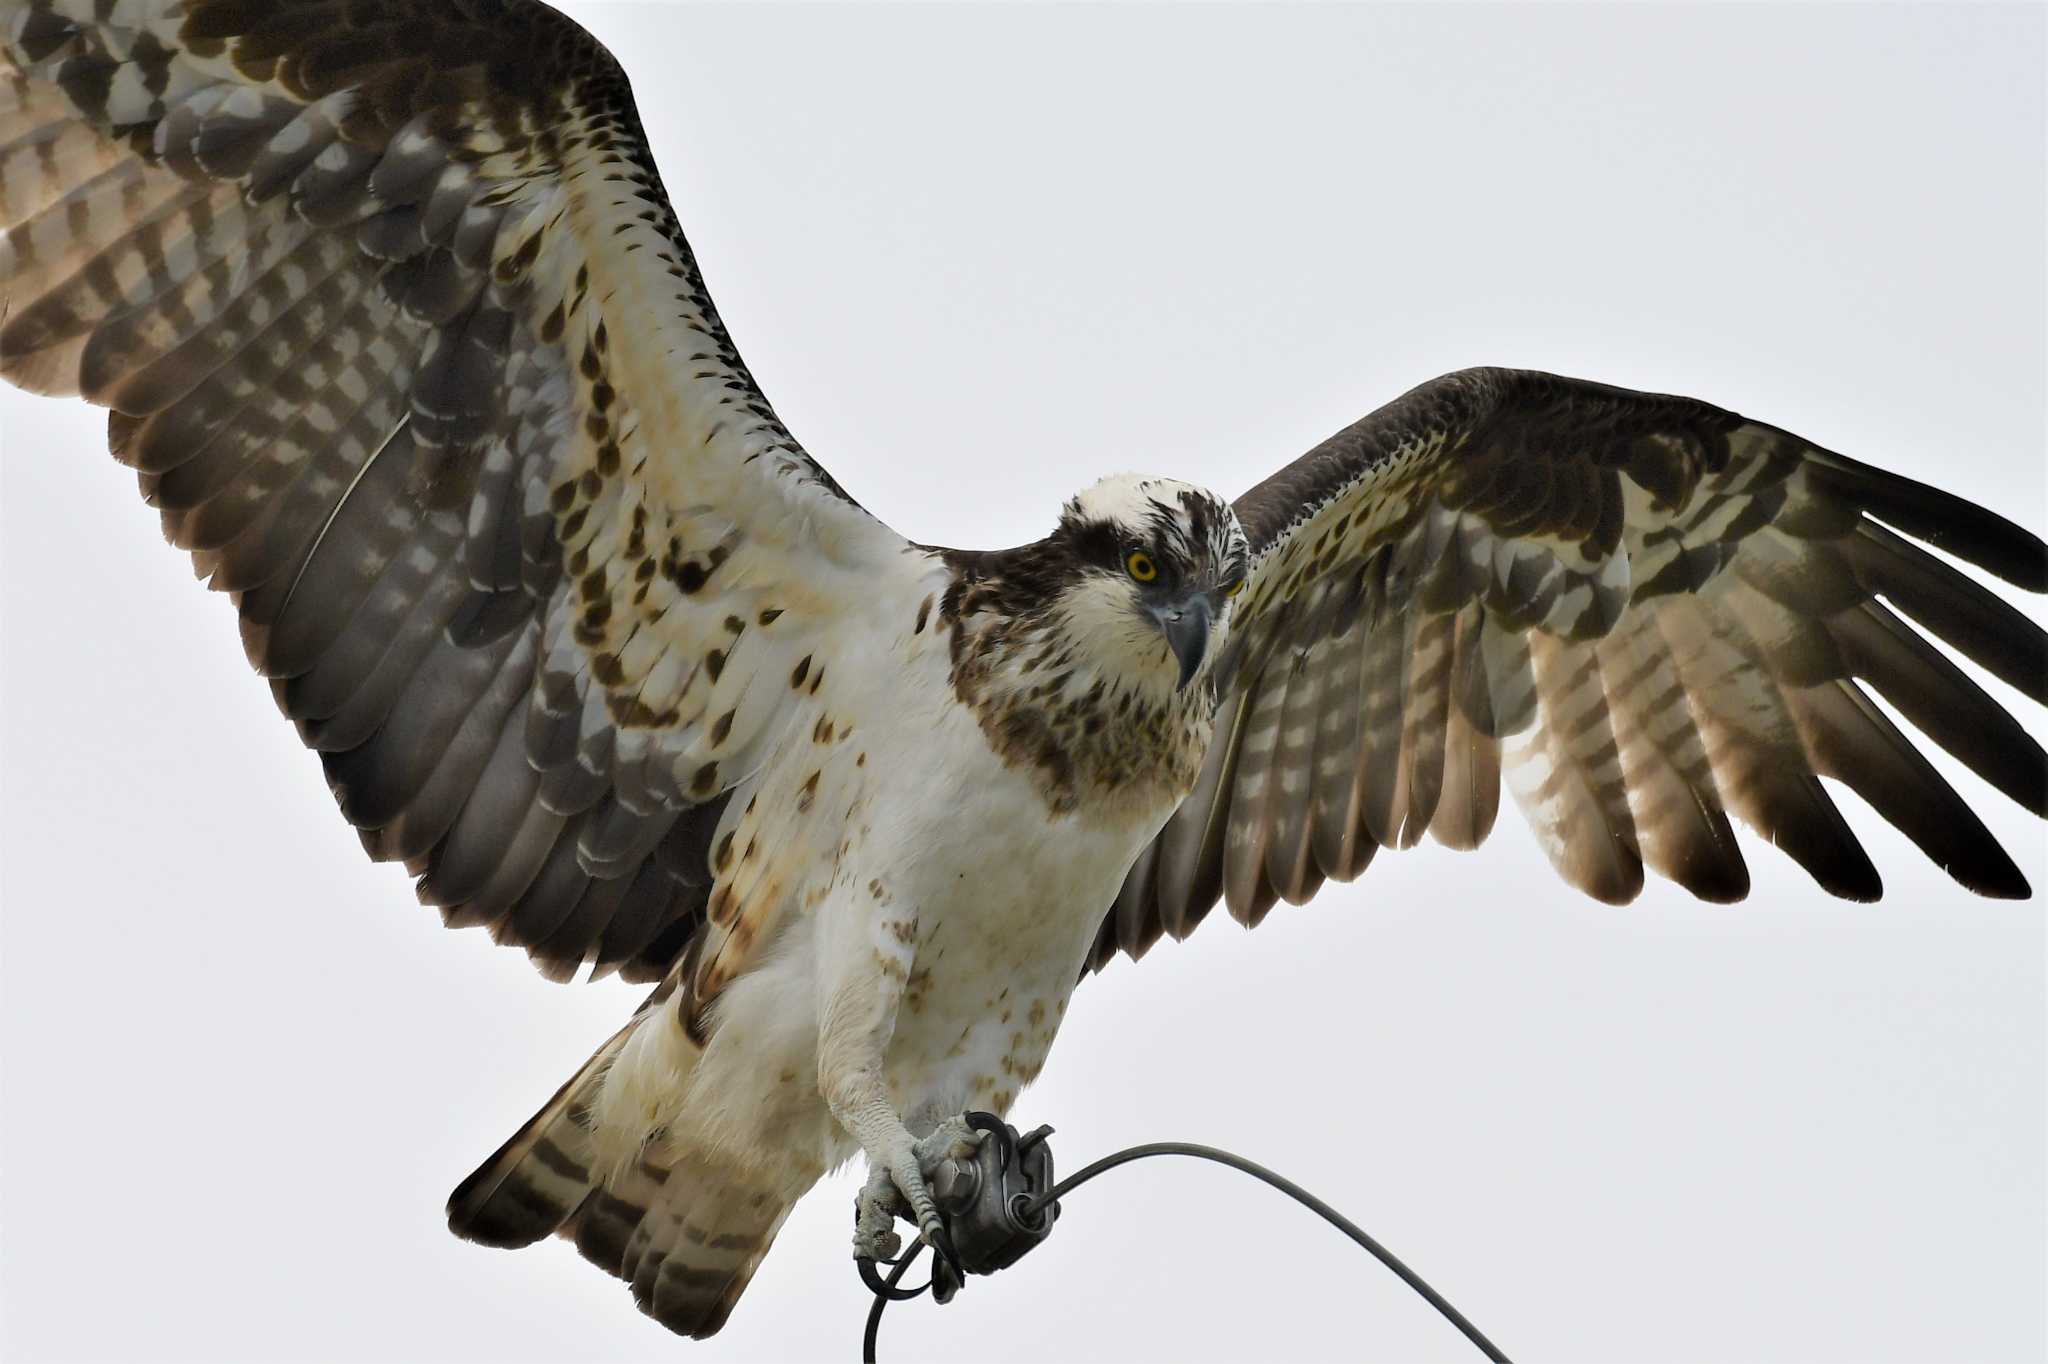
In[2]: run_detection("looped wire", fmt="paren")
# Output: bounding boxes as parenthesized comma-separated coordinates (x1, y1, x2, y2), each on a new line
(862, 1241, 932, 1360)
(858, 1138, 1512, 1364)
(856, 1247, 935, 1303)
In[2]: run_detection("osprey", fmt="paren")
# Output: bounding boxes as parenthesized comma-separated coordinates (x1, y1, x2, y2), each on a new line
(1, 0, 2041, 1341)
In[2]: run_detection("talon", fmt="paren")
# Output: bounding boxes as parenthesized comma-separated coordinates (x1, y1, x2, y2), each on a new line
(922, 1216, 962, 1277)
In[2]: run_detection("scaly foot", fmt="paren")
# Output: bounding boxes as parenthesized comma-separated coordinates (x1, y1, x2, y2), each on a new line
(850, 1114, 985, 1260)
(853, 1164, 907, 1262)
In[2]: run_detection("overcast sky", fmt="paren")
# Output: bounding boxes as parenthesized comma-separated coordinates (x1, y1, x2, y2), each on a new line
(2, 3, 2043, 1362)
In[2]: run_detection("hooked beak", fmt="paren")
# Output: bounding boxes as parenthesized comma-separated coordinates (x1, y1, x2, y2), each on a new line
(1149, 594, 1214, 691)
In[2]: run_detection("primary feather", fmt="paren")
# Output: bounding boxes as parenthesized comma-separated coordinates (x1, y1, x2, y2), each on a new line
(1091, 369, 2045, 968)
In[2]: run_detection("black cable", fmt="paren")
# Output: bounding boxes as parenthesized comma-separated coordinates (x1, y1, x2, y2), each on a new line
(859, 1138, 1511, 1363)
(858, 1245, 934, 1303)
(1028, 1142, 1510, 1363)
(862, 1242, 926, 1364)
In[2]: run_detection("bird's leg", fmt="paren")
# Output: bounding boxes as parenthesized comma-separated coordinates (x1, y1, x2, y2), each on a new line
(814, 895, 983, 1259)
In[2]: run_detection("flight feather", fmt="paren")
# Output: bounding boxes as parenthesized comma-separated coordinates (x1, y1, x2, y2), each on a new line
(0, 0, 912, 983)
(1092, 367, 2047, 968)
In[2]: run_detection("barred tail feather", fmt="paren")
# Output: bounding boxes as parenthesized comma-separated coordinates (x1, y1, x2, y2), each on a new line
(447, 1006, 808, 1339)
(572, 1150, 801, 1340)
(446, 1022, 631, 1250)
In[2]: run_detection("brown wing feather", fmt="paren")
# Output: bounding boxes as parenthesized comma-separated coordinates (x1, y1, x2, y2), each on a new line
(1, 0, 906, 983)
(1090, 368, 2045, 972)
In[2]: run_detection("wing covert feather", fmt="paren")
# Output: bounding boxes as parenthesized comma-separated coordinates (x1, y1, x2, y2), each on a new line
(0, 0, 913, 982)
(1090, 368, 2046, 972)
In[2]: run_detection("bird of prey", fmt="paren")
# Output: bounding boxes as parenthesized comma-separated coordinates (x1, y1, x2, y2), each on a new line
(2, 0, 2042, 1342)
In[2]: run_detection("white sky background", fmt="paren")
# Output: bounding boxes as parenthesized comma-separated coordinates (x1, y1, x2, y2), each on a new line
(2, 2, 2043, 1361)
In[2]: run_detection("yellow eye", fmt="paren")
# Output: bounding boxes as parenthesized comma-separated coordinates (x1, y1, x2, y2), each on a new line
(1222, 578, 1246, 599)
(1126, 551, 1158, 583)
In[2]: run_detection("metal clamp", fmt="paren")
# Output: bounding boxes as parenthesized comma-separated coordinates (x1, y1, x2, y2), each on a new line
(924, 1112, 1060, 1302)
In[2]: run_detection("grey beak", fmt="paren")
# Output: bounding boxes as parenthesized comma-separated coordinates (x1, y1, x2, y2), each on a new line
(1152, 595, 1213, 690)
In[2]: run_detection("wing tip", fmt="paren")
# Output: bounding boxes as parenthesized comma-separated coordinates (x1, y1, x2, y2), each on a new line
(1953, 855, 2033, 902)
(1809, 449, 2048, 591)
(1677, 859, 1752, 905)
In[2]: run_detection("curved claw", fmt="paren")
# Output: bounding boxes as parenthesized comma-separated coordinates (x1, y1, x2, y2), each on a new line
(920, 1214, 962, 1278)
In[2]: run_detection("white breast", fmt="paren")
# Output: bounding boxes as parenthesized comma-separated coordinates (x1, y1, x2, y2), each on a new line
(635, 599, 1176, 1176)
(870, 698, 1171, 1128)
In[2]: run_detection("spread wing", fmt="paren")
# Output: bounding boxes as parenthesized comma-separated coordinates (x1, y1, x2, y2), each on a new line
(1092, 367, 2046, 969)
(0, 0, 913, 982)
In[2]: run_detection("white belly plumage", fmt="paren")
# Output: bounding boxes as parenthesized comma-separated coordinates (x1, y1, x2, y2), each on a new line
(591, 616, 1173, 1187)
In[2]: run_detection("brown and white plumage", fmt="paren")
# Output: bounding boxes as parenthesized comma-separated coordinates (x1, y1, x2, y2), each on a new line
(1095, 369, 2045, 968)
(0, 0, 904, 987)
(3, 0, 2042, 1348)
(1, 0, 918, 1333)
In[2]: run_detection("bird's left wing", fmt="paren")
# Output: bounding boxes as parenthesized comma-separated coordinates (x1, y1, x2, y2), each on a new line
(1092, 367, 2045, 969)
(1, 0, 913, 983)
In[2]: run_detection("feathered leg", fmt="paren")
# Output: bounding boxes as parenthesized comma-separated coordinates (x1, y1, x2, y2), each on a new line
(814, 890, 979, 1258)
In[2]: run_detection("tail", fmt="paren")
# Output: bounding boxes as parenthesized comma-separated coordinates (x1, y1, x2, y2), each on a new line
(446, 1023, 631, 1252)
(570, 1149, 799, 1338)
(447, 1020, 806, 1339)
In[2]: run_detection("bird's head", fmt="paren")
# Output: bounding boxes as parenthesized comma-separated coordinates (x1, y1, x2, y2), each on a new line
(1043, 474, 1250, 693)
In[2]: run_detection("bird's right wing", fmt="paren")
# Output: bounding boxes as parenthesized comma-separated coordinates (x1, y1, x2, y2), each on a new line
(1, 0, 914, 982)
